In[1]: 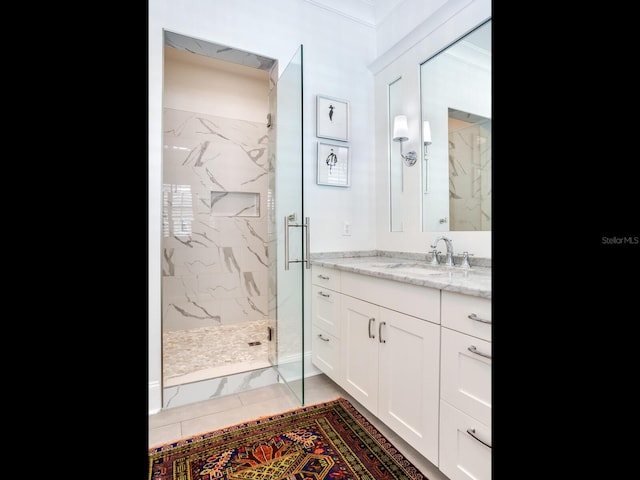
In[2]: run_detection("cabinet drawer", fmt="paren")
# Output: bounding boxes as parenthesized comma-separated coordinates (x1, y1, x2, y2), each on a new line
(311, 325, 340, 383)
(439, 400, 491, 480)
(441, 291, 491, 341)
(440, 327, 491, 425)
(341, 271, 440, 323)
(311, 285, 341, 337)
(311, 266, 340, 290)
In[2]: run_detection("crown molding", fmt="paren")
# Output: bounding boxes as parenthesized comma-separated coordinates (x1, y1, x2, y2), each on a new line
(303, 0, 376, 27)
(368, 0, 489, 74)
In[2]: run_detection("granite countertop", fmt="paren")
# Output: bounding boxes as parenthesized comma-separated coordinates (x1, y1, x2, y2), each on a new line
(311, 250, 491, 299)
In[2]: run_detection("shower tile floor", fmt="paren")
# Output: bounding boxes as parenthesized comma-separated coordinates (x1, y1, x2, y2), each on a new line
(163, 319, 270, 387)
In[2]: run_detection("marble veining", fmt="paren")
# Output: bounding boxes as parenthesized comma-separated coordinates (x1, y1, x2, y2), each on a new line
(162, 107, 272, 398)
(311, 251, 491, 299)
(165, 32, 276, 72)
(163, 108, 269, 335)
(163, 367, 279, 410)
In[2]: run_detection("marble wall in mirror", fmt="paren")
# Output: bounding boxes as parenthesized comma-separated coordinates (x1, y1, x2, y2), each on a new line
(420, 19, 491, 232)
(389, 76, 404, 232)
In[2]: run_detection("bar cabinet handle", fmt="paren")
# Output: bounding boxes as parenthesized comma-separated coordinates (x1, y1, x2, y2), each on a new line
(468, 313, 491, 324)
(467, 428, 492, 448)
(368, 317, 375, 339)
(467, 345, 491, 360)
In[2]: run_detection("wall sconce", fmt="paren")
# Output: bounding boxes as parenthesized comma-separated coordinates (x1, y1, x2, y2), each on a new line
(393, 115, 417, 167)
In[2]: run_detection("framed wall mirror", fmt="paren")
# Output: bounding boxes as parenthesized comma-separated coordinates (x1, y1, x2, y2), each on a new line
(420, 19, 491, 232)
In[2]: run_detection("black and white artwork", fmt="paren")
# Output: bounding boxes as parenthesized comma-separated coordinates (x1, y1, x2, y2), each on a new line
(317, 142, 350, 187)
(316, 95, 349, 141)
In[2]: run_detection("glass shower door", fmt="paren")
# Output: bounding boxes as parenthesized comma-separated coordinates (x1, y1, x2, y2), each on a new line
(267, 45, 305, 404)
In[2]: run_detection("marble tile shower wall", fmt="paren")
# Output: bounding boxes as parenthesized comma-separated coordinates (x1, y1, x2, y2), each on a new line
(449, 122, 492, 231)
(162, 108, 269, 332)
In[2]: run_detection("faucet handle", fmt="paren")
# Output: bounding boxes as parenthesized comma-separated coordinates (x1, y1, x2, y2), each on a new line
(461, 251, 473, 269)
(429, 250, 440, 265)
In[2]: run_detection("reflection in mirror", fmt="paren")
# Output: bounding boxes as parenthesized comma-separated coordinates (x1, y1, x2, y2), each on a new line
(389, 77, 403, 232)
(448, 109, 491, 230)
(420, 19, 491, 232)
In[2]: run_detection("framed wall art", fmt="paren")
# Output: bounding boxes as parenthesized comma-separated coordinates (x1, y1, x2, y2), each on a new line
(317, 141, 350, 187)
(316, 94, 349, 141)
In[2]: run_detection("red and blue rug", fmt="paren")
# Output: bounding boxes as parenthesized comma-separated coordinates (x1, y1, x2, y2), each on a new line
(149, 397, 428, 479)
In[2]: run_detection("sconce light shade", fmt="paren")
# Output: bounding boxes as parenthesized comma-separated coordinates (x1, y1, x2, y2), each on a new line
(393, 115, 409, 142)
(423, 121, 432, 144)
(392, 115, 417, 166)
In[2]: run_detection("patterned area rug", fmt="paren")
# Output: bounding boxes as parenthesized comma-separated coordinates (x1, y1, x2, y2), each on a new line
(148, 397, 428, 479)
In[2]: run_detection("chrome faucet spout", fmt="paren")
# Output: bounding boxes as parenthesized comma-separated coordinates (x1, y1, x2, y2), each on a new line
(430, 236, 455, 266)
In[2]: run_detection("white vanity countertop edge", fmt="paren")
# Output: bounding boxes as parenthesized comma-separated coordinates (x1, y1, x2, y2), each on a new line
(311, 255, 491, 300)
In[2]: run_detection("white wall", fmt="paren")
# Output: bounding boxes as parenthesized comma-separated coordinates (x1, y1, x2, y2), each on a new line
(149, 0, 492, 413)
(375, 0, 450, 56)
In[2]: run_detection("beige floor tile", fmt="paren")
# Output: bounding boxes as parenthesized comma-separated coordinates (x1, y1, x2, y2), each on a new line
(149, 392, 243, 429)
(148, 422, 183, 449)
(299, 376, 344, 405)
(148, 373, 453, 480)
(237, 382, 291, 406)
(179, 395, 300, 439)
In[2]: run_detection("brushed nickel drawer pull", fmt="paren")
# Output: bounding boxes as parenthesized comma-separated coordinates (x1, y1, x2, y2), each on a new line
(318, 334, 330, 342)
(318, 291, 330, 297)
(468, 345, 491, 359)
(368, 317, 375, 339)
(468, 313, 491, 324)
(379, 321, 386, 343)
(467, 428, 491, 448)
(318, 274, 330, 280)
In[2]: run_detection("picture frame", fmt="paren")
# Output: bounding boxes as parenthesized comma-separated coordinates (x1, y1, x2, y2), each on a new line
(317, 142, 350, 187)
(316, 94, 349, 141)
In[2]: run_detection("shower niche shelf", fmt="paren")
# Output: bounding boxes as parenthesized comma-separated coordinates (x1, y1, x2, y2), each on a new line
(211, 191, 260, 217)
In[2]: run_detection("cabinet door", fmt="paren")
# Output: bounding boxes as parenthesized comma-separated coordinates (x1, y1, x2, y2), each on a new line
(378, 309, 440, 465)
(340, 295, 379, 414)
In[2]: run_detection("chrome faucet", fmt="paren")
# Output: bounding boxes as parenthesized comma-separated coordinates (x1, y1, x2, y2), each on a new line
(430, 236, 455, 266)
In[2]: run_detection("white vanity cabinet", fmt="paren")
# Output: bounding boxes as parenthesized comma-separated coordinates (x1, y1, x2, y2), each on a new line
(311, 266, 342, 382)
(439, 291, 492, 480)
(338, 271, 441, 466)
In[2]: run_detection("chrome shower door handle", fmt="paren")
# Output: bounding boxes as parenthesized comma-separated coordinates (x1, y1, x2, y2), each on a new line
(284, 215, 291, 270)
(284, 215, 310, 270)
(304, 217, 310, 269)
